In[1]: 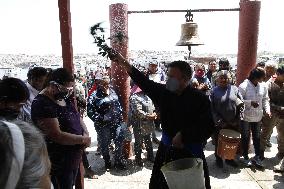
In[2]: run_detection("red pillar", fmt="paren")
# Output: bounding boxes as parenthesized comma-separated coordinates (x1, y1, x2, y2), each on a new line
(109, 3, 132, 158)
(236, 0, 261, 85)
(58, 0, 74, 74)
(109, 3, 130, 121)
(58, 1, 83, 189)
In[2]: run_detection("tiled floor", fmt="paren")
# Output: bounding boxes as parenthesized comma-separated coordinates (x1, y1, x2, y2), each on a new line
(84, 117, 284, 189)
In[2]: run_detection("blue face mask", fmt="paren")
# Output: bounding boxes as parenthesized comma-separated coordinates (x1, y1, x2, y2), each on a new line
(166, 77, 180, 92)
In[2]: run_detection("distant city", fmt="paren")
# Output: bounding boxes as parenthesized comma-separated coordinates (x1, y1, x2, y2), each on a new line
(0, 50, 283, 79)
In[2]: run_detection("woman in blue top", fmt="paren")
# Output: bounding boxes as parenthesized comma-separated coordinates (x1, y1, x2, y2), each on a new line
(211, 70, 244, 168)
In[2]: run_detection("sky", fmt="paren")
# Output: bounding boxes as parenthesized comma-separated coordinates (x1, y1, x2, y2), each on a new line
(0, 0, 283, 55)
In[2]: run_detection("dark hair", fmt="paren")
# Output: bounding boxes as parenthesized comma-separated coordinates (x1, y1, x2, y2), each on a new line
(0, 78, 29, 103)
(257, 61, 266, 68)
(27, 67, 47, 80)
(48, 68, 74, 85)
(277, 64, 284, 75)
(168, 61, 192, 80)
(209, 60, 216, 65)
(219, 58, 230, 66)
(248, 67, 266, 81)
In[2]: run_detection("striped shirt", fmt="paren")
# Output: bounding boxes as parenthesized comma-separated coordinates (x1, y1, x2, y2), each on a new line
(239, 79, 270, 122)
(18, 81, 39, 123)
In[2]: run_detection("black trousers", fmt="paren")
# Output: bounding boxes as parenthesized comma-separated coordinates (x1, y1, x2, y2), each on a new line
(82, 151, 90, 169)
(240, 121, 261, 158)
(51, 168, 78, 189)
(149, 142, 211, 189)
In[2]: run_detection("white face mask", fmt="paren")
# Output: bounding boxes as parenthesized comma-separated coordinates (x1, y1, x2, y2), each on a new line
(166, 77, 180, 92)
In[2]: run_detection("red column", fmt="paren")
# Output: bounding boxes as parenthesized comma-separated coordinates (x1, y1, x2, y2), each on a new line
(109, 3, 130, 121)
(58, 1, 83, 189)
(236, 0, 261, 85)
(58, 0, 74, 74)
(109, 3, 132, 158)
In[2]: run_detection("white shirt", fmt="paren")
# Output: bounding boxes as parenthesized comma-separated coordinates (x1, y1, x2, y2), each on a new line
(239, 79, 270, 122)
(18, 81, 39, 123)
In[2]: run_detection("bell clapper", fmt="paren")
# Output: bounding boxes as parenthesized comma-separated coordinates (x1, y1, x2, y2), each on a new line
(188, 46, 192, 59)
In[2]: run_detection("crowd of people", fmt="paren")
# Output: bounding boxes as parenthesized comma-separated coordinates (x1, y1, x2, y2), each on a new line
(0, 53, 284, 188)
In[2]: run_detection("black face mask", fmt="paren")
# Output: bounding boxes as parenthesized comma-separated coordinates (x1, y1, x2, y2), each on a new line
(54, 91, 69, 100)
(0, 108, 20, 120)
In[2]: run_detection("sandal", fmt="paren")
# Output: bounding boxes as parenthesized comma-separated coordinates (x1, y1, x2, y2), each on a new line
(84, 168, 98, 179)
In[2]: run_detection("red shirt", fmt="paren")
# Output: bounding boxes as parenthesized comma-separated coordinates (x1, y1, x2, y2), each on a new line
(88, 84, 97, 97)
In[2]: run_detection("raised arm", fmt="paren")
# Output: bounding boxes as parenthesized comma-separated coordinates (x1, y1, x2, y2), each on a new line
(110, 51, 166, 105)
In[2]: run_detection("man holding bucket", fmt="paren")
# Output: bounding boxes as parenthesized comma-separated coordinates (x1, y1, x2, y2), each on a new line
(110, 51, 215, 189)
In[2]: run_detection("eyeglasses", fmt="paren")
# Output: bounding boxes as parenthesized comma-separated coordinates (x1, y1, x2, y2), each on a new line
(50, 81, 73, 92)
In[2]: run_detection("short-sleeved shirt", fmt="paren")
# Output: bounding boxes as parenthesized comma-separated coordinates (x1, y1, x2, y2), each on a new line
(31, 94, 83, 172)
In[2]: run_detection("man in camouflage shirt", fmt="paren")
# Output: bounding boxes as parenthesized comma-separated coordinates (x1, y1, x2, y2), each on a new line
(260, 64, 284, 171)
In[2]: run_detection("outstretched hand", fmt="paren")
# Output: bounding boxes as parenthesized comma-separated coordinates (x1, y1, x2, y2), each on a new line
(107, 49, 122, 62)
(107, 48, 132, 73)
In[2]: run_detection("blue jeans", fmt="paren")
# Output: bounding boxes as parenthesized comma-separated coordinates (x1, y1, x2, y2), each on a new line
(96, 124, 124, 163)
(240, 121, 261, 158)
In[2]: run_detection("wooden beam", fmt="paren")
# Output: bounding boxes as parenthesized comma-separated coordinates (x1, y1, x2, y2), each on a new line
(58, 0, 74, 74)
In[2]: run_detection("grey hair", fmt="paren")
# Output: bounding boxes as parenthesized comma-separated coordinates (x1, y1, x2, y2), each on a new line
(0, 122, 13, 186)
(0, 120, 50, 189)
(265, 60, 278, 69)
(217, 70, 231, 79)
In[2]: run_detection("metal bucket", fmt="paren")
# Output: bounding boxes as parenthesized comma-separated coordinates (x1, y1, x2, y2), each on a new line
(217, 129, 241, 160)
(161, 158, 205, 189)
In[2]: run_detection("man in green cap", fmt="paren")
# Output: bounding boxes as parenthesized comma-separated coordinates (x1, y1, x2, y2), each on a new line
(260, 64, 284, 170)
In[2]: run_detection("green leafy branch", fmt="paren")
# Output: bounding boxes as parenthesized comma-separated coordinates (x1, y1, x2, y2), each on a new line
(90, 22, 111, 57)
(90, 22, 128, 58)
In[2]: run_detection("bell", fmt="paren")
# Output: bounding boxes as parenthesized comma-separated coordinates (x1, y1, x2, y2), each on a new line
(176, 14, 204, 46)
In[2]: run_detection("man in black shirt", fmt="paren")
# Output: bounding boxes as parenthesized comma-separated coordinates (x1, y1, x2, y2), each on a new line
(111, 52, 215, 189)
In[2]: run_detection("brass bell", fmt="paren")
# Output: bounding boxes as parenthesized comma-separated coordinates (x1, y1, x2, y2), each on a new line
(176, 11, 204, 46)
